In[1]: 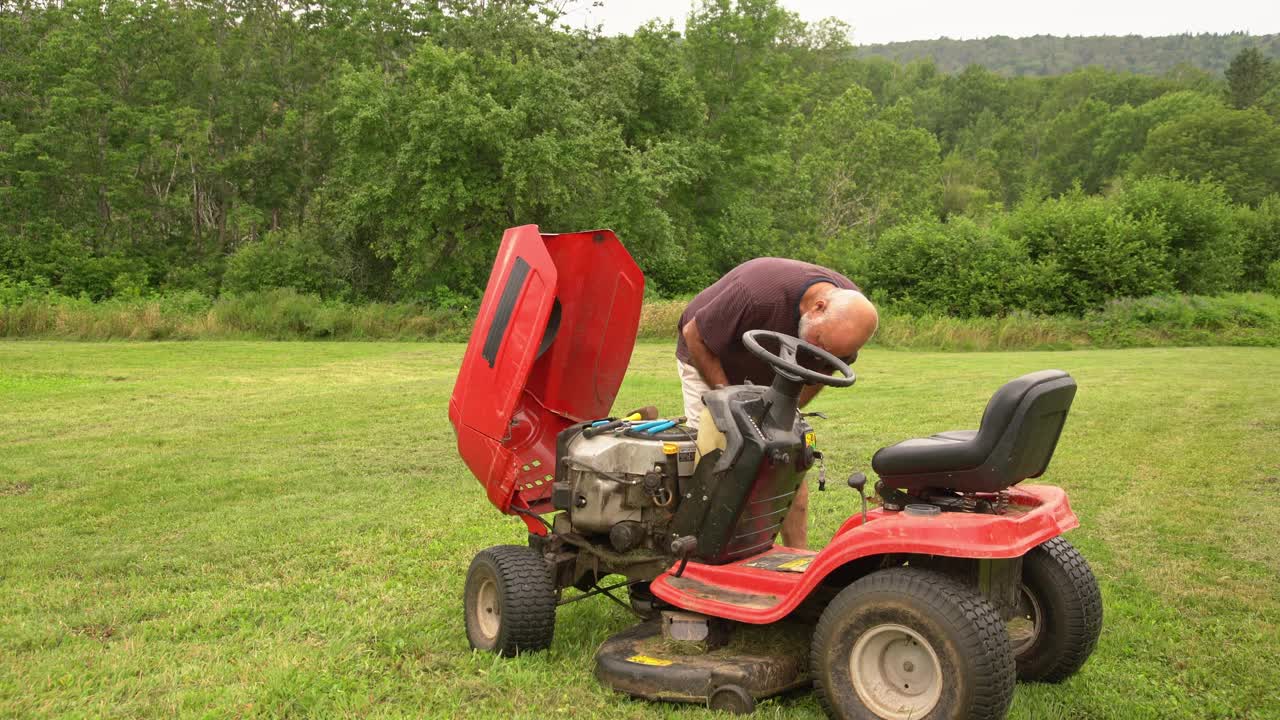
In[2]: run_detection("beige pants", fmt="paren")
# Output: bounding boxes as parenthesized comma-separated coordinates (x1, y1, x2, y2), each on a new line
(677, 359, 711, 430)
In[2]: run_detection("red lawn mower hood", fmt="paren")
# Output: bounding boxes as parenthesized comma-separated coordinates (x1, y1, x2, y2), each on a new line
(448, 225, 645, 532)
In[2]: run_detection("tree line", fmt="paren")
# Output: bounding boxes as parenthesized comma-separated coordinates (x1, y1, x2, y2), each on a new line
(2, 0, 1279, 316)
(857, 32, 1280, 78)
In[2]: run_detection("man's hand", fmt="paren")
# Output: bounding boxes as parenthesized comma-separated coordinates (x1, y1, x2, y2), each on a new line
(682, 318, 730, 389)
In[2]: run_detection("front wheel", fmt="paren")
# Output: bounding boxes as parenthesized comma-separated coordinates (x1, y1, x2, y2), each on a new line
(811, 567, 1015, 720)
(1012, 536, 1103, 682)
(463, 545, 556, 656)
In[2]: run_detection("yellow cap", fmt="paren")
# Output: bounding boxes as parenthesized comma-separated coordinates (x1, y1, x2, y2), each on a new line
(662, 442, 679, 455)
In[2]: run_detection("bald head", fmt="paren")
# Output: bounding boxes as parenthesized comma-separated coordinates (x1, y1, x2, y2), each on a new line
(798, 288, 879, 360)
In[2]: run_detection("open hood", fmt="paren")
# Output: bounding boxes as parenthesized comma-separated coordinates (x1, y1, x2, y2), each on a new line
(448, 225, 645, 533)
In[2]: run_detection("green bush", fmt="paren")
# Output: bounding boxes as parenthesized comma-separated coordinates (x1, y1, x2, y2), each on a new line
(1266, 261, 1280, 295)
(859, 216, 1047, 317)
(0, 275, 55, 306)
(0, 227, 134, 300)
(1001, 190, 1173, 314)
(1117, 176, 1245, 294)
(1237, 196, 1280, 291)
(222, 230, 347, 298)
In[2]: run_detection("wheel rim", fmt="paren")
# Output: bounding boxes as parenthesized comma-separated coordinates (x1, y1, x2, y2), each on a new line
(1007, 583, 1043, 656)
(850, 623, 943, 720)
(475, 577, 501, 640)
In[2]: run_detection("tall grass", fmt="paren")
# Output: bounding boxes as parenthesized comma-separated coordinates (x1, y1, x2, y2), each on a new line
(0, 289, 474, 341)
(636, 293, 1280, 350)
(2, 286, 1278, 349)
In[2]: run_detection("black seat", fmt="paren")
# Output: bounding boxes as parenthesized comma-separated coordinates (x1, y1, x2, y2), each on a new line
(872, 370, 1077, 494)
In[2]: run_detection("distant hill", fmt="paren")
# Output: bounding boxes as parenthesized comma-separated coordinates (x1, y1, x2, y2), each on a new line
(855, 33, 1280, 76)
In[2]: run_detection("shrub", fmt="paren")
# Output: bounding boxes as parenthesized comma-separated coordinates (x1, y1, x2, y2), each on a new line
(859, 216, 1046, 317)
(1117, 176, 1246, 294)
(1267, 261, 1280, 295)
(1237, 195, 1280, 291)
(223, 229, 347, 298)
(1001, 191, 1173, 314)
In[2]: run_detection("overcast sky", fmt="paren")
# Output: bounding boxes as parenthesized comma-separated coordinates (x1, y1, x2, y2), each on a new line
(558, 1, 1280, 45)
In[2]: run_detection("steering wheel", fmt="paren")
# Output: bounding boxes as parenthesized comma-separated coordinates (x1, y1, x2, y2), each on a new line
(742, 330, 856, 388)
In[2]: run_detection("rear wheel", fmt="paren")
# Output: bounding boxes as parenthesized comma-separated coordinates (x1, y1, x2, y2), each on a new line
(1013, 536, 1103, 682)
(811, 567, 1015, 720)
(463, 545, 556, 656)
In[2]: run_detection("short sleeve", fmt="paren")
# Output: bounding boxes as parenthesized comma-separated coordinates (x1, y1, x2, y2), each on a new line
(691, 283, 753, 356)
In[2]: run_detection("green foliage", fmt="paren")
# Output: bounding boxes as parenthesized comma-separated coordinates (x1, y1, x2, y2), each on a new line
(1116, 177, 1245, 294)
(1084, 292, 1280, 347)
(1002, 191, 1173, 313)
(1132, 106, 1280, 205)
(1267, 262, 1280, 295)
(5, 287, 1279, 351)
(858, 33, 1280, 77)
(0, 288, 471, 341)
(223, 230, 346, 298)
(857, 216, 1042, 316)
(787, 90, 941, 244)
(2, 1, 1278, 314)
(1225, 48, 1276, 109)
(1239, 196, 1280, 291)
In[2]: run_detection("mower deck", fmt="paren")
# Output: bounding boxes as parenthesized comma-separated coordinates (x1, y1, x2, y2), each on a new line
(594, 619, 810, 713)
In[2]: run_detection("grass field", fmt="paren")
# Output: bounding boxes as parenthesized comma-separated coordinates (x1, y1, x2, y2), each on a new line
(2, 341, 1278, 719)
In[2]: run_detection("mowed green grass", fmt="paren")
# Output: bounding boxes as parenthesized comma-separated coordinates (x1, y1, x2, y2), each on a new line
(2, 341, 1278, 719)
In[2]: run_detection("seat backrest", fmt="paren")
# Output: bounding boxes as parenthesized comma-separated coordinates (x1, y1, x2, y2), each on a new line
(981, 370, 1077, 484)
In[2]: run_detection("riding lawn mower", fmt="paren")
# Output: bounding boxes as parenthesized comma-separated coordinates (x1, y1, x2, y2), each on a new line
(448, 226, 1102, 719)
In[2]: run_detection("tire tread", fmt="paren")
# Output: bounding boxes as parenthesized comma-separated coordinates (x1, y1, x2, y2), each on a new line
(811, 566, 1015, 719)
(1020, 536, 1103, 682)
(465, 545, 556, 656)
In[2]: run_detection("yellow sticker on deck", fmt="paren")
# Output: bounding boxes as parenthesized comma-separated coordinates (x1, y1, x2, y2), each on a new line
(778, 557, 813, 571)
(627, 654, 674, 667)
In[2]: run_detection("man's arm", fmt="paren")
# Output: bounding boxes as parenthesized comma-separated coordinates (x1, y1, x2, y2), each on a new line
(682, 318, 730, 389)
(798, 384, 823, 407)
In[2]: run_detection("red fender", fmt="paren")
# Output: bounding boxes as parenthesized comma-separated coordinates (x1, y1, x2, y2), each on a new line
(650, 485, 1079, 623)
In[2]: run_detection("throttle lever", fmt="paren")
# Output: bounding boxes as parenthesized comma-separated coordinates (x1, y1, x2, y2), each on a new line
(848, 471, 869, 524)
(670, 536, 698, 578)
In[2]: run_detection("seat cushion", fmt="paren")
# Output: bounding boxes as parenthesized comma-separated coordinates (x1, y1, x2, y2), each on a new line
(872, 429, 984, 477)
(870, 370, 1076, 494)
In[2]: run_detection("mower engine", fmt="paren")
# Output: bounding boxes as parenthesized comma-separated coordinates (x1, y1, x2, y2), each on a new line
(554, 430, 696, 552)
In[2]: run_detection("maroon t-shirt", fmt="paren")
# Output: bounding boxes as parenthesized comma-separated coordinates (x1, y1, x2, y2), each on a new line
(676, 258, 860, 386)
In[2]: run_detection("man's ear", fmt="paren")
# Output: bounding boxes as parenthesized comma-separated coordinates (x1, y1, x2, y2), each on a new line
(813, 298, 827, 314)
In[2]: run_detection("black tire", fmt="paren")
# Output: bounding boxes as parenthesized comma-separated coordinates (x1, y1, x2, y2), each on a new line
(463, 545, 556, 657)
(1013, 536, 1103, 683)
(811, 567, 1015, 720)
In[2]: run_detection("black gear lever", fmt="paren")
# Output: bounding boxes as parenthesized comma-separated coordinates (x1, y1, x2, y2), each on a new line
(848, 471, 869, 524)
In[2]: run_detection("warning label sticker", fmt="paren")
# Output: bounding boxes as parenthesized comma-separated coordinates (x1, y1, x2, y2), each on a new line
(627, 654, 674, 667)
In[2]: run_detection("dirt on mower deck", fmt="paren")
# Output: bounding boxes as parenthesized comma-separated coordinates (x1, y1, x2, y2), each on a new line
(595, 620, 813, 705)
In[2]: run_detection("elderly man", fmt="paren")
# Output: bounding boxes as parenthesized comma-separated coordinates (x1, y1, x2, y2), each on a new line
(676, 257, 879, 549)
